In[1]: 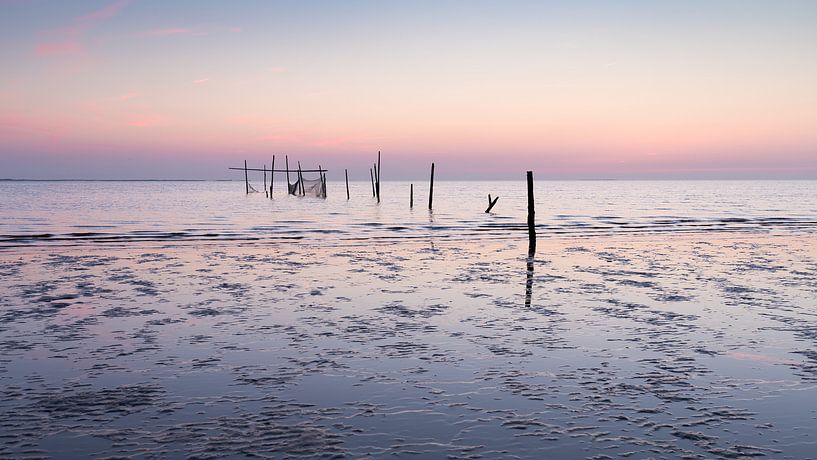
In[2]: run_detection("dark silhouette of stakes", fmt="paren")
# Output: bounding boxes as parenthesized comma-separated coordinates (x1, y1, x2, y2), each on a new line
(525, 170, 536, 308)
(345, 169, 350, 200)
(270, 155, 275, 198)
(373, 163, 380, 203)
(370, 168, 375, 197)
(527, 170, 536, 250)
(319, 164, 326, 198)
(376, 151, 381, 202)
(229, 160, 326, 197)
(297, 161, 304, 195)
(244, 160, 249, 195)
(485, 194, 499, 213)
(428, 163, 435, 210)
(285, 156, 291, 192)
(410, 183, 413, 208)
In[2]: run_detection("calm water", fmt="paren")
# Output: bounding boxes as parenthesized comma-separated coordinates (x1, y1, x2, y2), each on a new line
(1, 180, 816, 246)
(2, 180, 817, 458)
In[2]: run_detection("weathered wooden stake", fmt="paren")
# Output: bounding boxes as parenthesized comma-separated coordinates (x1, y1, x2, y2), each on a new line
(345, 169, 350, 200)
(370, 168, 375, 196)
(410, 183, 414, 208)
(285, 155, 291, 194)
(428, 162, 435, 210)
(376, 151, 381, 202)
(244, 160, 249, 194)
(270, 155, 275, 198)
(263, 164, 268, 198)
(297, 161, 304, 195)
(319, 164, 326, 198)
(485, 194, 499, 213)
(527, 171, 536, 250)
(373, 161, 379, 203)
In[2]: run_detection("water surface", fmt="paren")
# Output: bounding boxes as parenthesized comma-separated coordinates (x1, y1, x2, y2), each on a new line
(1, 180, 816, 245)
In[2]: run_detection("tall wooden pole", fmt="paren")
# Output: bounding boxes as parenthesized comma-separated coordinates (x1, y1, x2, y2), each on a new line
(319, 164, 326, 198)
(527, 171, 536, 251)
(370, 168, 375, 197)
(428, 163, 435, 210)
(270, 155, 275, 198)
(285, 155, 291, 194)
(297, 161, 304, 195)
(410, 183, 413, 208)
(345, 169, 350, 200)
(244, 160, 249, 194)
(263, 164, 267, 198)
(376, 151, 381, 203)
(373, 161, 379, 203)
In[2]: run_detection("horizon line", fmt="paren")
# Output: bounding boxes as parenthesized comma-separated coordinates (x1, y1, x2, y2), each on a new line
(4, 178, 817, 182)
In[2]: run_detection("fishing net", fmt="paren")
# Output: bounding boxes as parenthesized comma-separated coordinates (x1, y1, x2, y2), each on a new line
(288, 177, 326, 198)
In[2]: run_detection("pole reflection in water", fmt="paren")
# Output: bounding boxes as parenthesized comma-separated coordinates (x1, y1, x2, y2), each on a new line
(525, 243, 535, 308)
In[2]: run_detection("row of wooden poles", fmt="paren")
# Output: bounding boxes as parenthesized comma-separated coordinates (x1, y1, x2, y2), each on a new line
(230, 155, 538, 247)
(233, 156, 536, 308)
(229, 155, 328, 198)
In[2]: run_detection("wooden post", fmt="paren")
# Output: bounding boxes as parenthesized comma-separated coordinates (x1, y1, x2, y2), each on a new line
(527, 171, 536, 250)
(410, 183, 413, 208)
(428, 162, 435, 210)
(345, 169, 350, 200)
(244, 160, 249, 195)
(270, 155, 275, 198)
(285, 155, 291, 194)
(525, 174, 536, 307)
(485, 194, 499, 213)
(263, 164, 268, 198)
(297, 161, 304, 195)
(319, 164, 326, 198)
(376, 151, 381, 203)
(370, 168, 375, 197)
(373, 161, 379, 203)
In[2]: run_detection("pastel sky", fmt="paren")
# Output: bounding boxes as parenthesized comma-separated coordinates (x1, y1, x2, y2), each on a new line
(1, 0, 816, 179)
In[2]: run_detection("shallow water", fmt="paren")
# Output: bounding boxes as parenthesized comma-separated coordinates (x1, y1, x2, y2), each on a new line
(1, 180, 816, 245)
(1, 180, 817, 458)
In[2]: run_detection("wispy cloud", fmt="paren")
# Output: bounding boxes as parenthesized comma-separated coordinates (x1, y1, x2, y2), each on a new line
(192, 78, 210, 85)
(141, 27, 194, 37)
(34, 0, 130, 57)
(138, 25, 242, 38)
(34, 41, 82, 57)
(0, 111, 66, 147)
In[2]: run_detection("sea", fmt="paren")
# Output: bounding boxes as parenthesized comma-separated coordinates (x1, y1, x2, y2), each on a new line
(1, 180, 816, 245)
(1, 180, 816, 459)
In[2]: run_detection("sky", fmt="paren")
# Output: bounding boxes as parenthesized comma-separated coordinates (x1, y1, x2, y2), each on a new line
(1, 0, 816, 180)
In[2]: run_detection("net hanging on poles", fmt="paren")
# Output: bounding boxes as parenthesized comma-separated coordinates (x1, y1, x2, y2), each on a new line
(289, 176, 326, 198)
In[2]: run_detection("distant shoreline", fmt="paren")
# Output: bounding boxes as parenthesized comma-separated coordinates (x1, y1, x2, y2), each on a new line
(3, 179, 817, 183)
(2, 178, 816, 182)
(0, 179, 236, 182)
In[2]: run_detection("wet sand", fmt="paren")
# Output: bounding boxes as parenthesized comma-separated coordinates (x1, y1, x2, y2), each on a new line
(1, 234, 816, 458)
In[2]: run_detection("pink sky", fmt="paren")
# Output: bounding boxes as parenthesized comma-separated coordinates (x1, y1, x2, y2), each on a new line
(1, 1, 816, 179)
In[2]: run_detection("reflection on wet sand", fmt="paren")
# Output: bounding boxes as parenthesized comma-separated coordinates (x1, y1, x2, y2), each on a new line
(525, 244, 535, 309)
(0, 234, 816, 458)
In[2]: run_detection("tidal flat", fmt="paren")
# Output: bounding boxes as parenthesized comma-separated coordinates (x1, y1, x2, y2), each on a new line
(1, 234, 816, 458)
